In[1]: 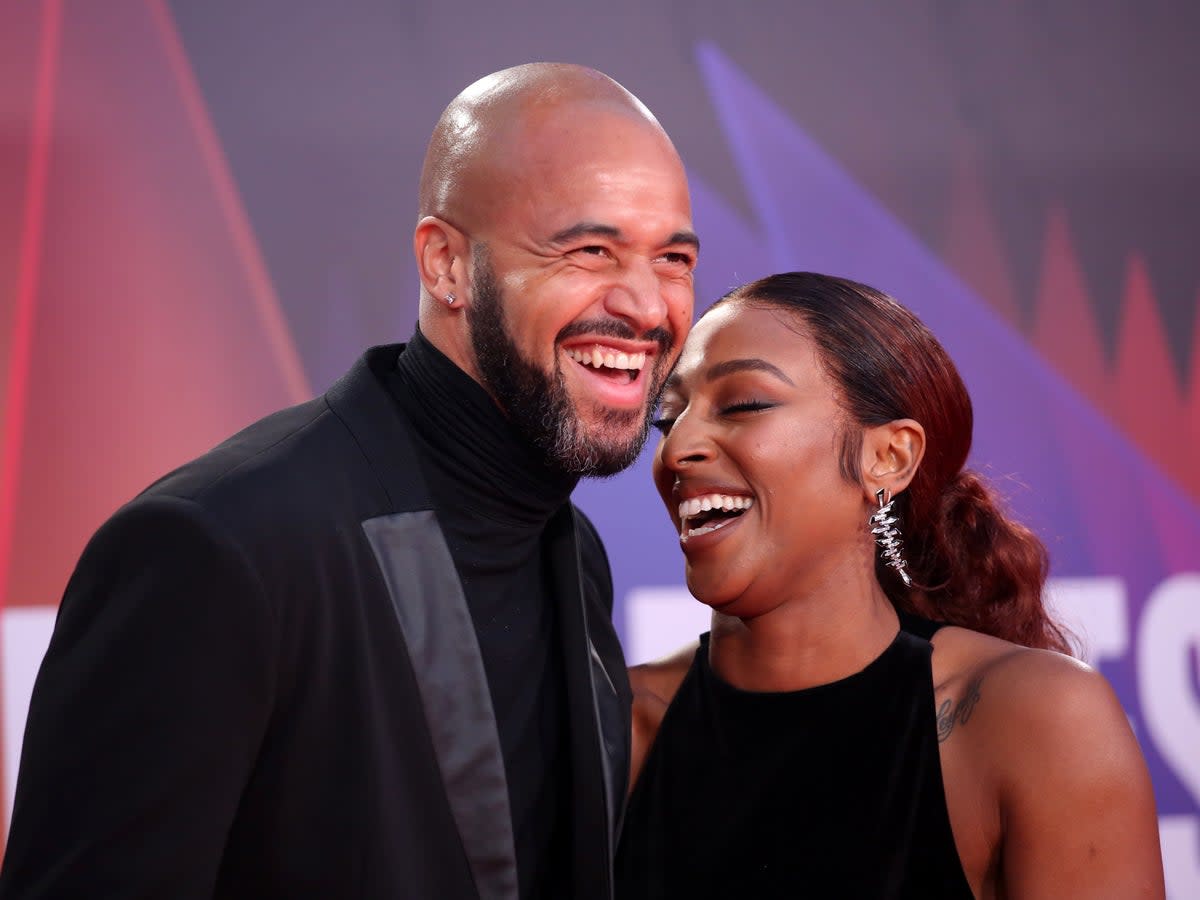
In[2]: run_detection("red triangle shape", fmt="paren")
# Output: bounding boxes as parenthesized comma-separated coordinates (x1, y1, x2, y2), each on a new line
(1185, 286, 1200, 496)
(0, 3, 48, 369)
(1031, 207, 1110, 408)
(3, 0, 309, 618)
(941, 139, 1022, 326)
(1112, 254, 1186, 482)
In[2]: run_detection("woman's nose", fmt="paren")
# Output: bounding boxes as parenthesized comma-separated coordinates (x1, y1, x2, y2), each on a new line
(658, 414, 713, 470)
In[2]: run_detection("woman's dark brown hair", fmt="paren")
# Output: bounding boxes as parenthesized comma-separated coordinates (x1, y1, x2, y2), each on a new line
(716, 272, 1072, 653)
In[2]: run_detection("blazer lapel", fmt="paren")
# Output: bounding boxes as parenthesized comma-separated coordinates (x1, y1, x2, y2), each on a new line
(545, 507, 623, 900)
(329, 346, 518, 900)
(362, 512, 517, 900)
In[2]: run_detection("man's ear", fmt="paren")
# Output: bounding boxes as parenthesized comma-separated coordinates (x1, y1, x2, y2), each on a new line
(860, 419, 926, 503)
(413, 216, 470, 304)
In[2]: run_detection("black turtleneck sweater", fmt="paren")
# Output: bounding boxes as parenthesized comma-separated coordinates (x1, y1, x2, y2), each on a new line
(387, 331, 575, 900)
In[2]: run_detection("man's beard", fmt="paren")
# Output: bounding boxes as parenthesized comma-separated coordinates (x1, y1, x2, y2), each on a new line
(466, 248, 673, 477)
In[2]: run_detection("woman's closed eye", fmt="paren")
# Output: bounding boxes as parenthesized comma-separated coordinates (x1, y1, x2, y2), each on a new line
(720, 400, 775, 416)
(652, 400, 774, 435)
(651, 413, 677, 435)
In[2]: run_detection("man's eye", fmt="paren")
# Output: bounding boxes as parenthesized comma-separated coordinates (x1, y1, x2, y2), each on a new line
(576, 245, 610, 257)
(658, 251, 694, 268)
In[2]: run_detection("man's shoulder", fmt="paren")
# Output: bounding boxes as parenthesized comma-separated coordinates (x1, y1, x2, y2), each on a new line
(147, 346, 410, 509)
(142, 395, 340, 508)
(130, 351, 416, 545)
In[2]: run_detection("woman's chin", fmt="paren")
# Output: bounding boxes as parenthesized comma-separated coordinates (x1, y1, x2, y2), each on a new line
(688, 582, 780, 624)
(685, 575, 742, 616)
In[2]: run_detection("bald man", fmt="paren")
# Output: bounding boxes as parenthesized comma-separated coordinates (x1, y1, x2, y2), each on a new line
(0, 64, 697, 900)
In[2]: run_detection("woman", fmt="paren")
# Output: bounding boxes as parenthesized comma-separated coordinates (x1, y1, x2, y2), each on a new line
(616, 273, 1164, 898)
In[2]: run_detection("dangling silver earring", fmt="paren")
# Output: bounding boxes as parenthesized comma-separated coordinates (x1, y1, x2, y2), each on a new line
(445, 292, 456, 305)
(870, 488, 912, 586)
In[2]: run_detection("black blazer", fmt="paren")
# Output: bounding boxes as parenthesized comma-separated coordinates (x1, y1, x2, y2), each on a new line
(0, 346, 632, 899)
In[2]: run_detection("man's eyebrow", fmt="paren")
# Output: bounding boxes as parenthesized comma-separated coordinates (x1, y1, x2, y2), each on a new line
(546, 223, 701, 253)
(704, 358, 794, 385)
(548, 222, 622, 245)
(666, 230, 701, 253)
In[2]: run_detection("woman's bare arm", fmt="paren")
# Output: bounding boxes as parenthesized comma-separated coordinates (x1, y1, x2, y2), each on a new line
(980, 651, 1165, 898)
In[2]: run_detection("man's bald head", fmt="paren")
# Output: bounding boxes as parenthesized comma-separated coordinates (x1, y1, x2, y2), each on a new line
(410, 63, 695, 477)
(418, 63, 673, 230)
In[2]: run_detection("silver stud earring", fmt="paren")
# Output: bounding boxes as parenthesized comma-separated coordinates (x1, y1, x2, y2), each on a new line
(870, 488, 912, 586)
(445, 292, 456, 305)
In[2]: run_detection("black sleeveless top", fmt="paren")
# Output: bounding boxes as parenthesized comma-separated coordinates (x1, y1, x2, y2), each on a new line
(615, 614, 975, 899)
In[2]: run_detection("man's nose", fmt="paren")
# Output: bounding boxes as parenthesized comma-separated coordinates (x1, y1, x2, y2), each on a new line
(602, 262, 668, 335)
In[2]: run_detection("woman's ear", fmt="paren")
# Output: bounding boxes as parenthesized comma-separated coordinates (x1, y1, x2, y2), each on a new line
(413, 216, 470, 304)
(861, 418, 926, 503)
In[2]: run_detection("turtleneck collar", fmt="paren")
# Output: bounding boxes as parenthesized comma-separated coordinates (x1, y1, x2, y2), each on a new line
(387, 328, 577, 530)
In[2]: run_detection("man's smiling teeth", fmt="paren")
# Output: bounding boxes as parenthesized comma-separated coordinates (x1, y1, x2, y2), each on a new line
(565, 346, 646, 371)
(677, 494, 753, 518)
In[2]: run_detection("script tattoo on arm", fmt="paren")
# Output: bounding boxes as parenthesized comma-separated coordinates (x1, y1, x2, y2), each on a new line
(936, 675, 983, 743)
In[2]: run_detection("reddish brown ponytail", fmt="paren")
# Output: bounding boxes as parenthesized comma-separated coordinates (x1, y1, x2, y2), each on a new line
(893, 471, 1072, 653)
(719, 272, 1072, 654)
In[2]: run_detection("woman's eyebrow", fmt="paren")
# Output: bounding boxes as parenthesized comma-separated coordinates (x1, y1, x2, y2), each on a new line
(703, 358, 794, 385)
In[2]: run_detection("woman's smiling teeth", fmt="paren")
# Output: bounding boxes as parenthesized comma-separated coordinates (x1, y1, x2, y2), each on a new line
(565, 346, 647, 373)
(677, 494, 754, 543)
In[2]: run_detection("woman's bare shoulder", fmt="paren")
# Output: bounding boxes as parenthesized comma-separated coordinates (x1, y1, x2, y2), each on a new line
(931, 627, 1163, 895)
(629, 641, 698, 710)
(931, 628, 1157, 846)
(931, 627, 1114, 735)
(929, 626, 1121, 750)
(932, 626, 1164, 895)
(628, 641, 699, 790)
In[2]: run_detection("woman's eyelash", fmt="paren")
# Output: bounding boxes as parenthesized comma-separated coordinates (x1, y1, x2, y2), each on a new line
(651, 400, 773, 434)
(721, 400, 773, 414)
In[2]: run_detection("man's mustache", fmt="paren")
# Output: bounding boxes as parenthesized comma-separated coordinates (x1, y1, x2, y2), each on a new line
(556, 319, 673, 356)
